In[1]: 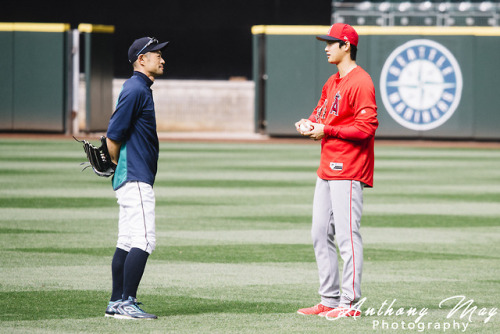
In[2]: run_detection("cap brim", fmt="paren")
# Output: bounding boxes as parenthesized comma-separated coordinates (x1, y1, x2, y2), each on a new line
(316, 35, 342, 42)
(147, 41, 169, 53)
(129, 41, 170, 63)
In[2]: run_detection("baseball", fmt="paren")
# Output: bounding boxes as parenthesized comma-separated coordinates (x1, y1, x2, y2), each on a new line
(299, 122, 313, 132)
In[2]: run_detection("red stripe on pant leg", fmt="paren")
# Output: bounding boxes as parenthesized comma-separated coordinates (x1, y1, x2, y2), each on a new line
(349, 180, 356, 303)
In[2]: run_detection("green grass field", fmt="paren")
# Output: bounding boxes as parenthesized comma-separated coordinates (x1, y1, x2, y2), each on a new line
(1, 138, 499, 333)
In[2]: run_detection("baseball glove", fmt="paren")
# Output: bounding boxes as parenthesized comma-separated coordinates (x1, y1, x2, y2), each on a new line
(74, 136, 116, 177)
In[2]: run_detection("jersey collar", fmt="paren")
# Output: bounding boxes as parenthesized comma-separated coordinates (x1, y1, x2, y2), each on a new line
(133, 71, 154, 87)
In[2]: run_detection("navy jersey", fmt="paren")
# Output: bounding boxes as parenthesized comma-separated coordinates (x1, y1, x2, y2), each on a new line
(107, 71, 159, 190)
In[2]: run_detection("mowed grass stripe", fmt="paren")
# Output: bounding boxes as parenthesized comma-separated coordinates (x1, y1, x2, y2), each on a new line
(8, 245, 496, 263)
(0, 156, 83, 163)
(0, 228, 59, 234)
(155, 179, 312, 188)
(368, 193, 500, 203)
(9, 245, 316, 262)
(0, 197, 273, 208)
(0, 290, 299, 321)
(0, 197, 116, 208)
(0, 290, 112, 321)
(362, 214, 500, 227)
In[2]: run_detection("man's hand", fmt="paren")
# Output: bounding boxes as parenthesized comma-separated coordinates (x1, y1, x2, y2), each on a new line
(295, 119, 309, 132)
(295, 119, 325, 140)
(305, 123, 325, 140)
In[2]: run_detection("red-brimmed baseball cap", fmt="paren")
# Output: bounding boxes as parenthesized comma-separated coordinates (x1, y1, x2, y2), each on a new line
(316, 23, 359, 47)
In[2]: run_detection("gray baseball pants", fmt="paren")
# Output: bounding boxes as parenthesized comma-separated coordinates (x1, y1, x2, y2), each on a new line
(311, 177, 364, 308)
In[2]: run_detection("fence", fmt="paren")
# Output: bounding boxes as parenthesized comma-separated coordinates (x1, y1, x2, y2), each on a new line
(252, 25, 500, 140)
(0, 22, 114, 133)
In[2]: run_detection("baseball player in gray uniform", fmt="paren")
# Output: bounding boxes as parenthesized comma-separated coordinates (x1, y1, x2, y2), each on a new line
(296, 23, 378, 319)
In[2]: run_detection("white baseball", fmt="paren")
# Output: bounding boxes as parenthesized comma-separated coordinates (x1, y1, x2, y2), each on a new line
(299, 123, 313, 132)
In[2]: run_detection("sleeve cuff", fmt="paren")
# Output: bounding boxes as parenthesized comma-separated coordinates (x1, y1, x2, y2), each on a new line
(324, 125, 339, 138)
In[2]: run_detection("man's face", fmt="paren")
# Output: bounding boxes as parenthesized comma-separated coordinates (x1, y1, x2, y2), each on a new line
(325, 41, 344, 64)
(140, 51, 165, 77)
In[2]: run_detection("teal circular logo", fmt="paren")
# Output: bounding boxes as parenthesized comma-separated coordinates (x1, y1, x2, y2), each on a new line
(380, 39, 463, 131)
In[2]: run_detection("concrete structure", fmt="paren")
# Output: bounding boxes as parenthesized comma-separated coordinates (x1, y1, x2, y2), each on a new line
(79, 79, 255, 134)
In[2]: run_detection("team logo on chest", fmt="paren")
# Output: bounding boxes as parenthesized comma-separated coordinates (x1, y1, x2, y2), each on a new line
(380, 39, 463, 131)
(330, 92, 341, 116)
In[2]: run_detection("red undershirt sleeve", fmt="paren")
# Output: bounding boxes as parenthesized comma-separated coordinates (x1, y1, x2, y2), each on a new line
(324, 125, 372, 141)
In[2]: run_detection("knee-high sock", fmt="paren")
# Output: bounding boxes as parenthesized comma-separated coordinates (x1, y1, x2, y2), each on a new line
(122, 247, 150, 300)
(110, 247, 129, 301)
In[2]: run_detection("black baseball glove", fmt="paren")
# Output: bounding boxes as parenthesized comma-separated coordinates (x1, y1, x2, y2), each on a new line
(75, 136, 116, 177)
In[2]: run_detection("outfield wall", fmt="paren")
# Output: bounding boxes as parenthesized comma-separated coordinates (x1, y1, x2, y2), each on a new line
(252, 25, 500, 140)
(0, 23, 71, 132)
(0, 22, 114, 134)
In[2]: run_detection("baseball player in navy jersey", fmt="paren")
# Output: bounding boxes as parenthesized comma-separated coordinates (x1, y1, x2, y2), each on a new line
(295, 23, 378, 319)
(104, 36, 169, 320)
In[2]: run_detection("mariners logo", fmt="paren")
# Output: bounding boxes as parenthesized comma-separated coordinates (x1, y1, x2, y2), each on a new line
(380, 39, 463, 131)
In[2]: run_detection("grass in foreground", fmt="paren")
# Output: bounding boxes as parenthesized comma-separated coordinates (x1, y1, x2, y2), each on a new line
(0, 138, 499, 333)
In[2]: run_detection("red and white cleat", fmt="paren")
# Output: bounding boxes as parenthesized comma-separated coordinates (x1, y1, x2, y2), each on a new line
(297, 303, 334, 315)
(323, 306, 361, 319)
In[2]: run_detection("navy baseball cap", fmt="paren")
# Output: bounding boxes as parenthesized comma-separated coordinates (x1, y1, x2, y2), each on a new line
(128, 37, 169, 63)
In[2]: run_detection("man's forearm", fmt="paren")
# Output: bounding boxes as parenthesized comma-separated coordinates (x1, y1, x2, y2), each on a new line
(324, 125, 371, 141)
(106, 137, 121, 164)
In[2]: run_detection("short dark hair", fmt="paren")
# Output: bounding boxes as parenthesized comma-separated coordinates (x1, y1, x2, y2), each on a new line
(338, 41, 357, 61)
